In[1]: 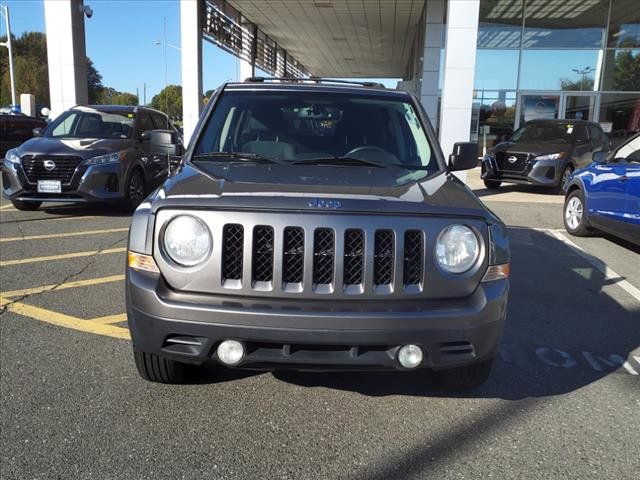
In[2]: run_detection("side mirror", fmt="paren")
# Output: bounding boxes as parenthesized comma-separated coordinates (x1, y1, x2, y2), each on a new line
(32, 128, 42, 137)
(150, 129, 178, 156)
(448, 142, 478, 171)
(592, 151, 608, 163)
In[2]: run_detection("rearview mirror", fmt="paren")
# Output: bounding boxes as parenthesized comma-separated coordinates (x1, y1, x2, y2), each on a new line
(448, 142, 478, 171)
(592, 151, 608, 163)
(32, 127, 42, 137)
(150, 129, 179, 156)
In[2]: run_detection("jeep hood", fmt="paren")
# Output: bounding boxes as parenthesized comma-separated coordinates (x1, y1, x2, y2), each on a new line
(150, 162, 500, 223)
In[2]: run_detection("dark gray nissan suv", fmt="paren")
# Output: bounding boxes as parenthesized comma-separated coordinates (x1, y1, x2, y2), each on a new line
(126, 79, 510, 389)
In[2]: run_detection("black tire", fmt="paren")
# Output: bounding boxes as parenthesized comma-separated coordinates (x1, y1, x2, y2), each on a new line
(563, 189, 592, 237)
(123, 168, 146, 212)
(556, 165, 574, 194)
(133, 349, 189, 384)
(483, 179, 502, 189)
(434, 357, 494, 390)
(11, 200, 42, 211)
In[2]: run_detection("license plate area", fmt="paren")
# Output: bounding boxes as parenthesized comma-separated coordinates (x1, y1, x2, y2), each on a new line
(37, 180, 62, 193)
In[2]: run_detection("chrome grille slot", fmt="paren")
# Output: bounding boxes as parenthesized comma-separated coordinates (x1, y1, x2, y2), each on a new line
(403, 230, 423, 286)
(313, 228, 335, 286)
(252, 226, 274, 284)
(282, 227, 304, 284)
(21, 155, 83, 184)
(343, 229, 364, 287)
(222, 224, 244, 283)
(374, 230, 394, 286)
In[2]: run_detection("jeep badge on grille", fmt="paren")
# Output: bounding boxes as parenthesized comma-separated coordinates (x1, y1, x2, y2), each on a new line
(308, 198, 342, 209)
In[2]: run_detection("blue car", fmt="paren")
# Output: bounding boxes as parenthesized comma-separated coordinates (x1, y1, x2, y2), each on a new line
(563, 133, 640, 245)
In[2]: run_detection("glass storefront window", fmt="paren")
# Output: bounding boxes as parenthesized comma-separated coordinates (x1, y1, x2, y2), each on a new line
(608, 0, 640, 48)
(602, 49, 640, 91)
(471, 90, 517, 155)
(474, 50, 520, 90)
(518, 94, 560, 125)
(522, 0, 608, 48)
(519, 50, 602, 91)
(477, 0, 523, 48)
(598, 93, 640, 147)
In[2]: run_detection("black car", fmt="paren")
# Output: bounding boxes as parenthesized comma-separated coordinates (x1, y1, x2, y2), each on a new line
(481, 119, 610, 192)
(0, 113, 47, 159)
(125, 78, 510, 390)
(1, 105, 181, 211)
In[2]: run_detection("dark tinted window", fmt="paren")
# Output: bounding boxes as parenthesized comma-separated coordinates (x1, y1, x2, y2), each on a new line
(588, 125, 603, 146)
(574, 125, 589, 144)
(47, 109, 134, 139)
(137, 113, 155, 134)
(510, 122, 574, 144)
(150, 112, 168, 129)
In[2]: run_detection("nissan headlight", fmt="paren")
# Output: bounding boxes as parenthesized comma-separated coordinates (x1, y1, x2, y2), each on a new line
(85, 151, 124, 166)
(163, 215, 212, 267)
(435, 225, 481, 274)
(4, 148, 20, 166)
(534, 152, 565, 161)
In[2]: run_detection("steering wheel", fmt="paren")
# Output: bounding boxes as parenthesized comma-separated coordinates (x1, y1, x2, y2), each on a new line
(344, 145, 401, 164)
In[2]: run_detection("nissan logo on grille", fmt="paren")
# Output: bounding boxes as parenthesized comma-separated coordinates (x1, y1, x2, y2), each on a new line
(507, 156, 518, 164)
(43, 160, 57, 171)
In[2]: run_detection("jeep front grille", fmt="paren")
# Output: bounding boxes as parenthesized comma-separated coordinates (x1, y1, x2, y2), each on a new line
(215, 220, 427, 296)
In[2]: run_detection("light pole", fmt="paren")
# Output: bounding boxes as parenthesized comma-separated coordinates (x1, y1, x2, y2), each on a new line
(571, 66, 595, 91)
(154, 17, 180, 122)
(0, 4, 17, 109)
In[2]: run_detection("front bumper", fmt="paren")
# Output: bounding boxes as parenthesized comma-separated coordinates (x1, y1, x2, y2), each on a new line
(1, 158, 124, 203)
(482, 156, 562, 187)
(126, 269, 509, 371)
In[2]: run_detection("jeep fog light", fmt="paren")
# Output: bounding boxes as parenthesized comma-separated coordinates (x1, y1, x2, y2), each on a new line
(217, 340, 245, 366)
(163, 215, 212, 267)
(435, 225, 481, 274)
(398, 344, 423, 369)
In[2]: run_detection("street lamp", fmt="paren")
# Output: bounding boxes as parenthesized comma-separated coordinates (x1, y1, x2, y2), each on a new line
(571, 66, 595, 91)
(0, 5, 17, 110)
(154, 17, 181, 120)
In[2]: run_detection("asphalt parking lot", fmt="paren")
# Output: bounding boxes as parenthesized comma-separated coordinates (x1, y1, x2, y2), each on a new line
(1, 169, 639, 480)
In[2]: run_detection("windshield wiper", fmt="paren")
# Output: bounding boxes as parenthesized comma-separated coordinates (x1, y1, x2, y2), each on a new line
(190, 152, 287, 165)
(291, 156, 388, 168)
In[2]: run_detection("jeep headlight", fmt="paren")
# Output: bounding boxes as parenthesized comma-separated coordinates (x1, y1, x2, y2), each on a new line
(163, 215, 212, 267)
(435, 225, 481, 274)
(85, 151, 124, 166)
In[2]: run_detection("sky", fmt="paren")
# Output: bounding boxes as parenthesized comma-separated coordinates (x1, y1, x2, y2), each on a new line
(1, 0, 398, 104)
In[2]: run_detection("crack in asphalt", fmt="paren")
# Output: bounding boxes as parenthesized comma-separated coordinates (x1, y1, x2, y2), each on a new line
(0, 235, 127, 314)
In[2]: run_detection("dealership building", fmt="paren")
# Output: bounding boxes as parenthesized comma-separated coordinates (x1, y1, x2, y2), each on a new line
(45, 0, 640, 158)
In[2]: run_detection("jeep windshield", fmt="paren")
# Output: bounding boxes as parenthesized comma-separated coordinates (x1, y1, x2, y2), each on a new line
(193, 90, 437, 172)
(45, 108, 135, 139)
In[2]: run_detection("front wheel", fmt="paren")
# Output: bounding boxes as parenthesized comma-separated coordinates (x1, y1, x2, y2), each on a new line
(133, 349, 191, 384)
(563, 189, 592, 237)
(483, 179, 502, 189)
(434, 357, 494, 390)
(11, 200, 42, 211)
(556, 165, 574, 194)
(123, 168, 146, 212)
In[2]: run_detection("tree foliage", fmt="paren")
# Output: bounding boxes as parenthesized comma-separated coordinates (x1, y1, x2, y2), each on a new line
(96, 87, 138, 106)
(151, 84, 182, 118)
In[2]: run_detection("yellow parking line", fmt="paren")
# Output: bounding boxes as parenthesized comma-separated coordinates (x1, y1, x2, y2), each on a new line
(0, 204, 16, 211)
(2, 300, 130, 340)
(0, 215, 100, 223)
(0, 227, 128, 242)
(0, 247, 126, 267)
(1, 274, 125, 299)
(91, 313, 127, 324)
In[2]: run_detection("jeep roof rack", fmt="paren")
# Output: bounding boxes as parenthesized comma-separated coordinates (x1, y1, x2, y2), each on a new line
(243, 76, 386, 89)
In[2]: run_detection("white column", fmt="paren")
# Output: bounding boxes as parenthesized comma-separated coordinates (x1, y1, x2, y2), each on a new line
(419, 0, 445, 129)
(44, 0, 88, 120)
(180, 0, 203, 146)
(239, 59, 252, 81)
(439, 0, 480, 180)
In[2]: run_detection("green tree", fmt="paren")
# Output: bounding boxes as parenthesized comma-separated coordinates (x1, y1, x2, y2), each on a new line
(96, 87, 138, 105)
(0, 32, 49, 106)
(86, 57, 103, 104)
(611, 50, 640, 91)
(151, 84, 182, 118)
(560, 77, 595, 91)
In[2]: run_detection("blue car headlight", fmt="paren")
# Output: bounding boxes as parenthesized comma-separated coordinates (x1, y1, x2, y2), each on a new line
(84, 151, 124, 166)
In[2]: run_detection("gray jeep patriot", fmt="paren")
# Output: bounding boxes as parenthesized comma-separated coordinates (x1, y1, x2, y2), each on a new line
(126, 78, 510, 389)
